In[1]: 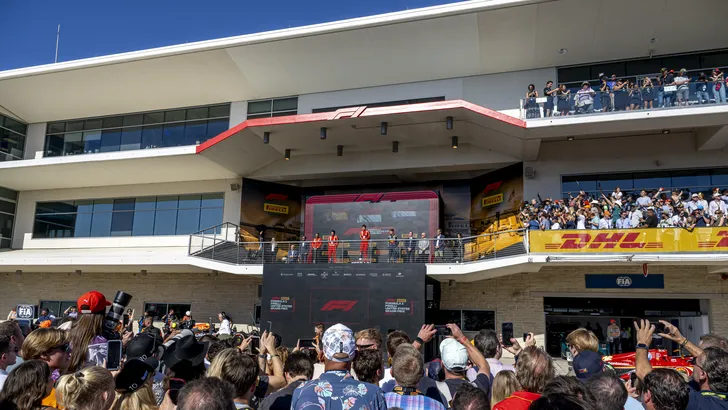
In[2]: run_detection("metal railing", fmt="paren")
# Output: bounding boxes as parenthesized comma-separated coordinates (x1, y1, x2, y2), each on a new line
(519, 68, 728, 119)
(188, 222, 528, 265)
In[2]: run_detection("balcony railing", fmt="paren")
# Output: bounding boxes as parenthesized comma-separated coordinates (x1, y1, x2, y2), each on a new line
(519, 69, 728, 120)
(188, 223, 528, 265)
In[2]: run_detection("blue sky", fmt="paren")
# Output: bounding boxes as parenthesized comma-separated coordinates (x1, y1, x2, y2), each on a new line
(1, 0, 459, 71)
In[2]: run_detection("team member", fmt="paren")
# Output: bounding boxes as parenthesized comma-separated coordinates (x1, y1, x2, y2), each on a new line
(359, 225, 371, 263)
(387, 229, 399, 263)
(312, 233, 323, 263)
(328, 231, 339, 263)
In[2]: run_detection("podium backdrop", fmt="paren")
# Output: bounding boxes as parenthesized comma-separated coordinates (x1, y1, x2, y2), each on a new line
(261, 263, 426, 347)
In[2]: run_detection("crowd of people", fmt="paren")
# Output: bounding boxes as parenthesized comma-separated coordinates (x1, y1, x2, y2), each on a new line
(2, 289, 728, 410)
(523, 67, 728, 118)
(522, 186, 728, 230)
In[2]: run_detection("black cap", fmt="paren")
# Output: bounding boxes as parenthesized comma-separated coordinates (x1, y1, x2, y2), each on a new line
(573, 351, 604, 380)
(162, 330, 209, 370)
(115, 358, 158, 392)
(126, 332, 164, 361)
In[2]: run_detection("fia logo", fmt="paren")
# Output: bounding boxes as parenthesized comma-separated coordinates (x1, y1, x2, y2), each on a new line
(616, 276, 632, 287)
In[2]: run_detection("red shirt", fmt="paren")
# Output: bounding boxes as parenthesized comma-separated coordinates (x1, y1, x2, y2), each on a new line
(312, 237, 323, 249)
(328, 236, 339, 247)
(493, 392, 541, 410)
(360, 230, 370, 241)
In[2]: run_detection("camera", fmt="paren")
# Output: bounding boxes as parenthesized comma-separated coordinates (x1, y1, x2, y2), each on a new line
(102, 291, 133, 340)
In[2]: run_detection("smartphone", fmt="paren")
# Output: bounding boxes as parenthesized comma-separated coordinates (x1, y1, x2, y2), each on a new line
(502, 322, 514, 347)
(523, 333, 529, 342)
(169, 378, 186, 405)
(435, 325, 451, 336)
(630, 372, 638, 385)
(654, 321, 666, 334)
(298, 338, 315, 349)
(251, 336, 260, 351)
(106, 340, 123, 371)
(122, 314, 130, 327)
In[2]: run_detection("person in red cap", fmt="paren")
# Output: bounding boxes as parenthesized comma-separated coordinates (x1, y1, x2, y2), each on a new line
(67, 291, 111, 373)
(359, 224, 371, 263)
(607, 319, 621, 354)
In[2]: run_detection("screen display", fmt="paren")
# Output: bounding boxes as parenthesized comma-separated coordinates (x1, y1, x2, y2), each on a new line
(261, 264, 426, 347)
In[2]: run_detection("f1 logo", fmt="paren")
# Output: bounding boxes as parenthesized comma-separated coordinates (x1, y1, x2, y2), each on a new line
(320, 300, 358, 312)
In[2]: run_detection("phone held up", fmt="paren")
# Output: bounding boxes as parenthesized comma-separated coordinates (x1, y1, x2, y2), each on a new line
(105, 340, 123, 371)
(501, 322, 514, 347)
(435, 325, 452, 336)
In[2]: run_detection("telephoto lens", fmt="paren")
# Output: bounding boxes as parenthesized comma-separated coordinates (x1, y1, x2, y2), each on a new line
(102, 291, 133, 339)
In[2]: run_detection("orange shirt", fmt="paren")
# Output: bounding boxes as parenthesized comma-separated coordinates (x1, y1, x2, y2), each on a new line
(360, 230, 370, 241)
(328, 235, 339, 248)
(312, 237, 323, 249)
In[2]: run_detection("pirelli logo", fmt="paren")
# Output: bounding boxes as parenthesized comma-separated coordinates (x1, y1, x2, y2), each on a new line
(482, 193, 504, 207)
(264, 203, 289, 214)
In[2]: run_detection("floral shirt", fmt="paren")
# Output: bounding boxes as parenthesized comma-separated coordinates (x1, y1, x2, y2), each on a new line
(291, 370, 386, 410)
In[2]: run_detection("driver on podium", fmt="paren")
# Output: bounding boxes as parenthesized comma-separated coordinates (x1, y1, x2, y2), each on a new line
(359, 224, 371, 262)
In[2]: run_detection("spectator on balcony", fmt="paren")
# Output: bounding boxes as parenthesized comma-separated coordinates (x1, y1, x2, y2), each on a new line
(693, 207, 711, 227)
(575, 209, 586, 229)
(266, 238, 278, 263)
(388, 229, 399, 263)
(615, 210, 631, 228)
(628, 81, 642, 110)
(658, 212, 674, 228)
(663, 69, 676, 107)
(598, 212, 611, 229)
(539, 213, 551, 231)
(575, 82, 596, 114)
(711, 68, 726, 104)
(405, 232, 416, 263)
(556, 84, 570, 116)
(607, 74, 617, 110)
(685, 193, 700, 213)
(642, 207, 658, 228)
(696, 72, 711, 104)
(675, 69, 691, 106)
(657, 69, 666, 107)
(299, 235, 309, 264)
(543, 81, 556, 117)
(636, 190, 654, 207)
(698, 192, 709, 210)
(525, 84, 540, 119)
(714, 210, 726, 227)
(287, 245, 298, 264)
(417, 233, 429, 263)
(454, 233, 464, 263)
(599, 75, 612, 112)
(709, 193, 727, 217)
(312, 233, 323, 263)
(613, 79, 629, 111)
(642, 77, 655, 109)
(564, 214, 576, 229)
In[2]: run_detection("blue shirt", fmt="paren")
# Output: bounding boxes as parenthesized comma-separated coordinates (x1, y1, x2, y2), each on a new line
(291, 370, 387, 410)
(528, 220, 540, 230)
(384, 391, 446, 410)
(686, 390, 728, 410)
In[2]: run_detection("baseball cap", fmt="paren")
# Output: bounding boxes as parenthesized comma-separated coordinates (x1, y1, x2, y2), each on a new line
(185, 311, 191, 316)
(322, 323, 356, 362)
(439, 338, 468, 371)
(77, 291, 111, 314)
(692, 193, 699, 198)
(714, 193, 721, 198)
(115, 358, 158, 392)
(126, 332, 164, 363)
(573, 351, 604, 380)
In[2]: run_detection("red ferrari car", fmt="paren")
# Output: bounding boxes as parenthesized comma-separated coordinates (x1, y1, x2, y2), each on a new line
(603, 349, 694, 381)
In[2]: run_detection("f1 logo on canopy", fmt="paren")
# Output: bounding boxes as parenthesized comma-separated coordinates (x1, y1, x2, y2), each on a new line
(320, 300, 358, 312)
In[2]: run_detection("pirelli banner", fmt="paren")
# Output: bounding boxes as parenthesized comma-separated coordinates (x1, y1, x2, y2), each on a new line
(529, 228, 728, 253)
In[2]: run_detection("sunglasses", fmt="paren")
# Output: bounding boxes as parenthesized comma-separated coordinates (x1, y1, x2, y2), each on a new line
(355, 343, 376, 350)
(51, 343, 71, 353)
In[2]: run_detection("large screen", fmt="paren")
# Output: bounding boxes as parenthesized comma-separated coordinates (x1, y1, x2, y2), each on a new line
(261, 264, 426, 347)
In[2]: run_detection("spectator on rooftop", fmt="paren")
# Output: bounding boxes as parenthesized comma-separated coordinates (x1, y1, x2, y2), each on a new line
(543, 81, 556, 117)
(556, 84, 571, 116)
(675, 69, 691, 106)
(629, 80, 642, 110)
(600, 75, 612, 112)
(575, 82, 596, 114)
(643, 77, 655, 109)
(525, 84, 540, 119)
(711, 68, 726, 104)
(663, 69, 676, 107)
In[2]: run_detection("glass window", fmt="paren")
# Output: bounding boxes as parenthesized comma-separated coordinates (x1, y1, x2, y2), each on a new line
(154, 209, 177, 235)
(93, 199, 114, 212)
(120, 128, 142, 151)
(100, 129, 122, 153)
(63, 133, 84, 155)
(186, 107, 208, 120)
(183, 121, 207, 145)
(141, 125, 163, 149)
(156, 196, 178, 209)
(165, 110, 186, 122)
(0, 187, 18, 201)
(176, 208, 201, 234)
(633, 172, 671, 190)
(113, 198, 135, 211)
(47, 122, 66, 134)
(671, 170, 711, 189)
(0, 200, 14, 215)
(205, 119, 228, 140)
(111, 211, 134, 236)
(90, 212, 112, 237)
(712, 170, 728, 187)
(45, 135, 64, 157)
(123, 114, 144, 127)
(178, 195, 201, 209)
(143, 112, 165, 124)
(36, 201, 76, 215)
(74, 212, 92, 237)
(82, 131, 102, 154)
(132, 211, 154, 236)
(0, 213, 15, 239)
(0, 238, 9, 249)
(247, 100, 272, 115)
(162, 123, 185, 147)
(102, 116, 123, 128)
(199, 207, 224, 231)
(84, 119, 103, 131)
(66, 121, 84, 132)
(273, 97, 298, 112)
(134, 197, 156, 211)
(201, 194, 224, 208)
(209, 105, 230, 118)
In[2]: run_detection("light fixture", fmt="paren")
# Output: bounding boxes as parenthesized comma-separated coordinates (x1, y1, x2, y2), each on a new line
(337, 145, 343, 156)
(446, 116, 454, 130)
(320, 127, 327, 140)
(662, 129, 670, 134)
(230, 183, 241, 191)
(452, 136, 458, 149)
(263, 132, 270, 144)
(567, 136, 574, 141)
(559, 48, 568, 55)
(380, 122, 388, 135)
(392, 141, 399, 153)
(285, 149, 291, 160)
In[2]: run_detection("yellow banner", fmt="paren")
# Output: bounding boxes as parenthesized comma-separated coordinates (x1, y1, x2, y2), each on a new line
(482, 193, 504, 207)
(529, 228, 728, 253)
(263, 203, 289, 214)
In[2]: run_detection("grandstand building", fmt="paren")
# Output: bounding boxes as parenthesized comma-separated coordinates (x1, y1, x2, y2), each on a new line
(2, 0, 728, 352)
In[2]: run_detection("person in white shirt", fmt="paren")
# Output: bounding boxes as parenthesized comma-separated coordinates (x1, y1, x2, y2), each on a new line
(636, 190, 652, 207)
(630, 208, 643, 228)
(551, 219, 561, 230)
(598, 214, 611, 229)
(611, 187, 623, 202)
(616, 211, 631, 229)
(709, 193, 727, 217)
(216, 312, 232, 338)
(576, 211, 586, 230)
(0, 334, 17, 391)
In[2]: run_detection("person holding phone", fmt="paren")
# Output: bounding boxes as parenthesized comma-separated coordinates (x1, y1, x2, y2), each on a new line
(435, 323, 491, 403)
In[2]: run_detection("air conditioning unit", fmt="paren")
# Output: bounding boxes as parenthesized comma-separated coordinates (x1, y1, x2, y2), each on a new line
(525, 166, 536, 179)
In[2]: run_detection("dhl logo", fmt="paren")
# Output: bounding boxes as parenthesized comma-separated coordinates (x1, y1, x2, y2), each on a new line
(543, 232, 663, 250)
(697, 231, 728, 248)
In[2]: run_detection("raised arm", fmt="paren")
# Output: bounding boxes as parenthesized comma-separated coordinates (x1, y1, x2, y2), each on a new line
(634, 319, 654, 380)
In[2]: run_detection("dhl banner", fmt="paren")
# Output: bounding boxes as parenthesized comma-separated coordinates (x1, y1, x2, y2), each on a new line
(530, 228, 728, 253)
(263, 203, 289, 214)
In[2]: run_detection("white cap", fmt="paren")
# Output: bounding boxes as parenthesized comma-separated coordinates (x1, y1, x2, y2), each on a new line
(439, 338, 468, 371)
(185, 311, 191, 316)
